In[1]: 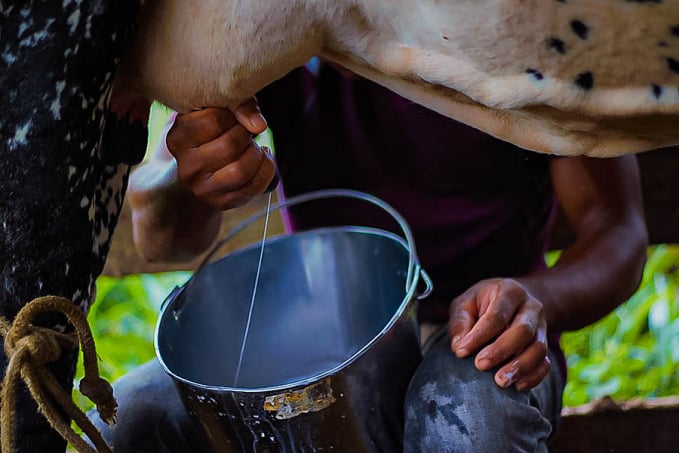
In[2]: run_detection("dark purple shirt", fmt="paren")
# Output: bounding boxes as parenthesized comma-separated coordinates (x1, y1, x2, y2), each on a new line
(258, 63, 558, 320)
(257, 64, 567, 378)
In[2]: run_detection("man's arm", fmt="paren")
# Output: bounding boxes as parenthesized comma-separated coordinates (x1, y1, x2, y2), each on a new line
(449, 155, 648, 390)
(523, 155, 648, 332)
(127, 101, 276, 262)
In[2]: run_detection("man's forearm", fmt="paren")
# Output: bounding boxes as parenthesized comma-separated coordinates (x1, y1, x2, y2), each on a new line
(128, 161, 222, 262)
(519, 220, 648, 334)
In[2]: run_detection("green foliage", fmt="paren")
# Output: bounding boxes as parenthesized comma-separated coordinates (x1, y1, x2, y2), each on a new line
(76, 246, 679, 412)
(72, 272, 191, 411)
(560, 244, 679, 406)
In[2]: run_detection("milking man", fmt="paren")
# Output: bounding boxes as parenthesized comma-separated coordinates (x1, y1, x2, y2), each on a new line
(90, 62, 648, 452)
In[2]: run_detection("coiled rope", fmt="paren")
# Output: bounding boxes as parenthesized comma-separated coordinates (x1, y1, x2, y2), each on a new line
(0, 295, 117, 453)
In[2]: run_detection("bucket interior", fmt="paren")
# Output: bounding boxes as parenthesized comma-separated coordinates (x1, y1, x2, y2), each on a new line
(156, 227, 412, 390)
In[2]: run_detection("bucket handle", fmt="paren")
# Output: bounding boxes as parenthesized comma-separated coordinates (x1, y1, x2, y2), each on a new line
(417, 268, 433, 300)
(195, 189, 428, 295)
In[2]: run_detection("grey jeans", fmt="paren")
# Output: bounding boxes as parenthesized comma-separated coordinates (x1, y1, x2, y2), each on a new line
(88, 327, 564, 452)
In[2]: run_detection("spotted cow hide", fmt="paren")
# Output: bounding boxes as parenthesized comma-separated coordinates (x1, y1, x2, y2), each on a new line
(120, 0, 679, 157)
(0, 1, 143, 451)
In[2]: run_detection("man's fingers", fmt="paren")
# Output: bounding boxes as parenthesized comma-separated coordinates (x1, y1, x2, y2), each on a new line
(473, 307, 540, 370)
(234, 97, 268, 135)
(453, 303, 513, 357)
(449, 278, 551, 390)
(514, 356, 551, 391)
(493, 331, 549, 389)
(197, 147, 277, 210)
(201, 143, 264, 193)
(448, 293, 478, 354)
(175, 125, 253, 184)
(453, 281, 531, 357)
(168, 108, 238, 152)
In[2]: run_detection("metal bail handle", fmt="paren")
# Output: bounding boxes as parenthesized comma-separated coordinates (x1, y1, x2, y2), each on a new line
(194, 189, 430, 296)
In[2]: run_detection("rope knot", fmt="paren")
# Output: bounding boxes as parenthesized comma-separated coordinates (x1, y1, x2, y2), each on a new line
(0, 295, 116, 453)
(79, 376, 118, 425)
(8, 327, 66, 365)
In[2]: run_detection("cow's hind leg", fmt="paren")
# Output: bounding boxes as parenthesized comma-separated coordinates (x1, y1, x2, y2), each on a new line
(0, 0, 144, 451)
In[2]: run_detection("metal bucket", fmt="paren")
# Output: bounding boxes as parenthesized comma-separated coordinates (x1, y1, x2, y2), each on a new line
(155, 189, 432, 452)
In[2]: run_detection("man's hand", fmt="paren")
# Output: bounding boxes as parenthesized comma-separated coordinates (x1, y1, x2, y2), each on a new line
(448, 278, 550, 391)
(166, 99, 277, 210)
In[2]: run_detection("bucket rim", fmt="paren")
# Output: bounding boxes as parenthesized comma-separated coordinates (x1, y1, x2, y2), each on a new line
(194, 189, 420, 291)
(154, 225, 423, 394)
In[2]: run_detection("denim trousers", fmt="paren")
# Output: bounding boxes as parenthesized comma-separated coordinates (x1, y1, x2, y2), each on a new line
(89, 326, 564, 452)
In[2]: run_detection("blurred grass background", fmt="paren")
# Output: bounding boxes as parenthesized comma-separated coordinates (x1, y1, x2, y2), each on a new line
(559, 244, 679, 406)
(74, 244, 679, 410)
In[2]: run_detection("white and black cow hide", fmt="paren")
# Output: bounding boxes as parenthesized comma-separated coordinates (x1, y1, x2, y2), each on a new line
(119, 0, 679, 157)
(0, 1, 145, 452)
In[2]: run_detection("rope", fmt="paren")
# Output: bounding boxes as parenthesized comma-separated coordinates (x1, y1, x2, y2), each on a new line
(0, 295, 118, 453)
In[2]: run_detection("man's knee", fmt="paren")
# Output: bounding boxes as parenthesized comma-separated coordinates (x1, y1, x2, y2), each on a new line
(87, 360, 206, 453)
(403, 335, 553, 452)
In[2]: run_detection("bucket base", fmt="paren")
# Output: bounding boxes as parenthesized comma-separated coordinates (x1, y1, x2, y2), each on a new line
(178, 303, 420, 452)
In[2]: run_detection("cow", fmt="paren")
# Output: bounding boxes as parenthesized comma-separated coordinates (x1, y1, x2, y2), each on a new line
(118, 0, 679, 157)
(2, 0, 679, 452)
